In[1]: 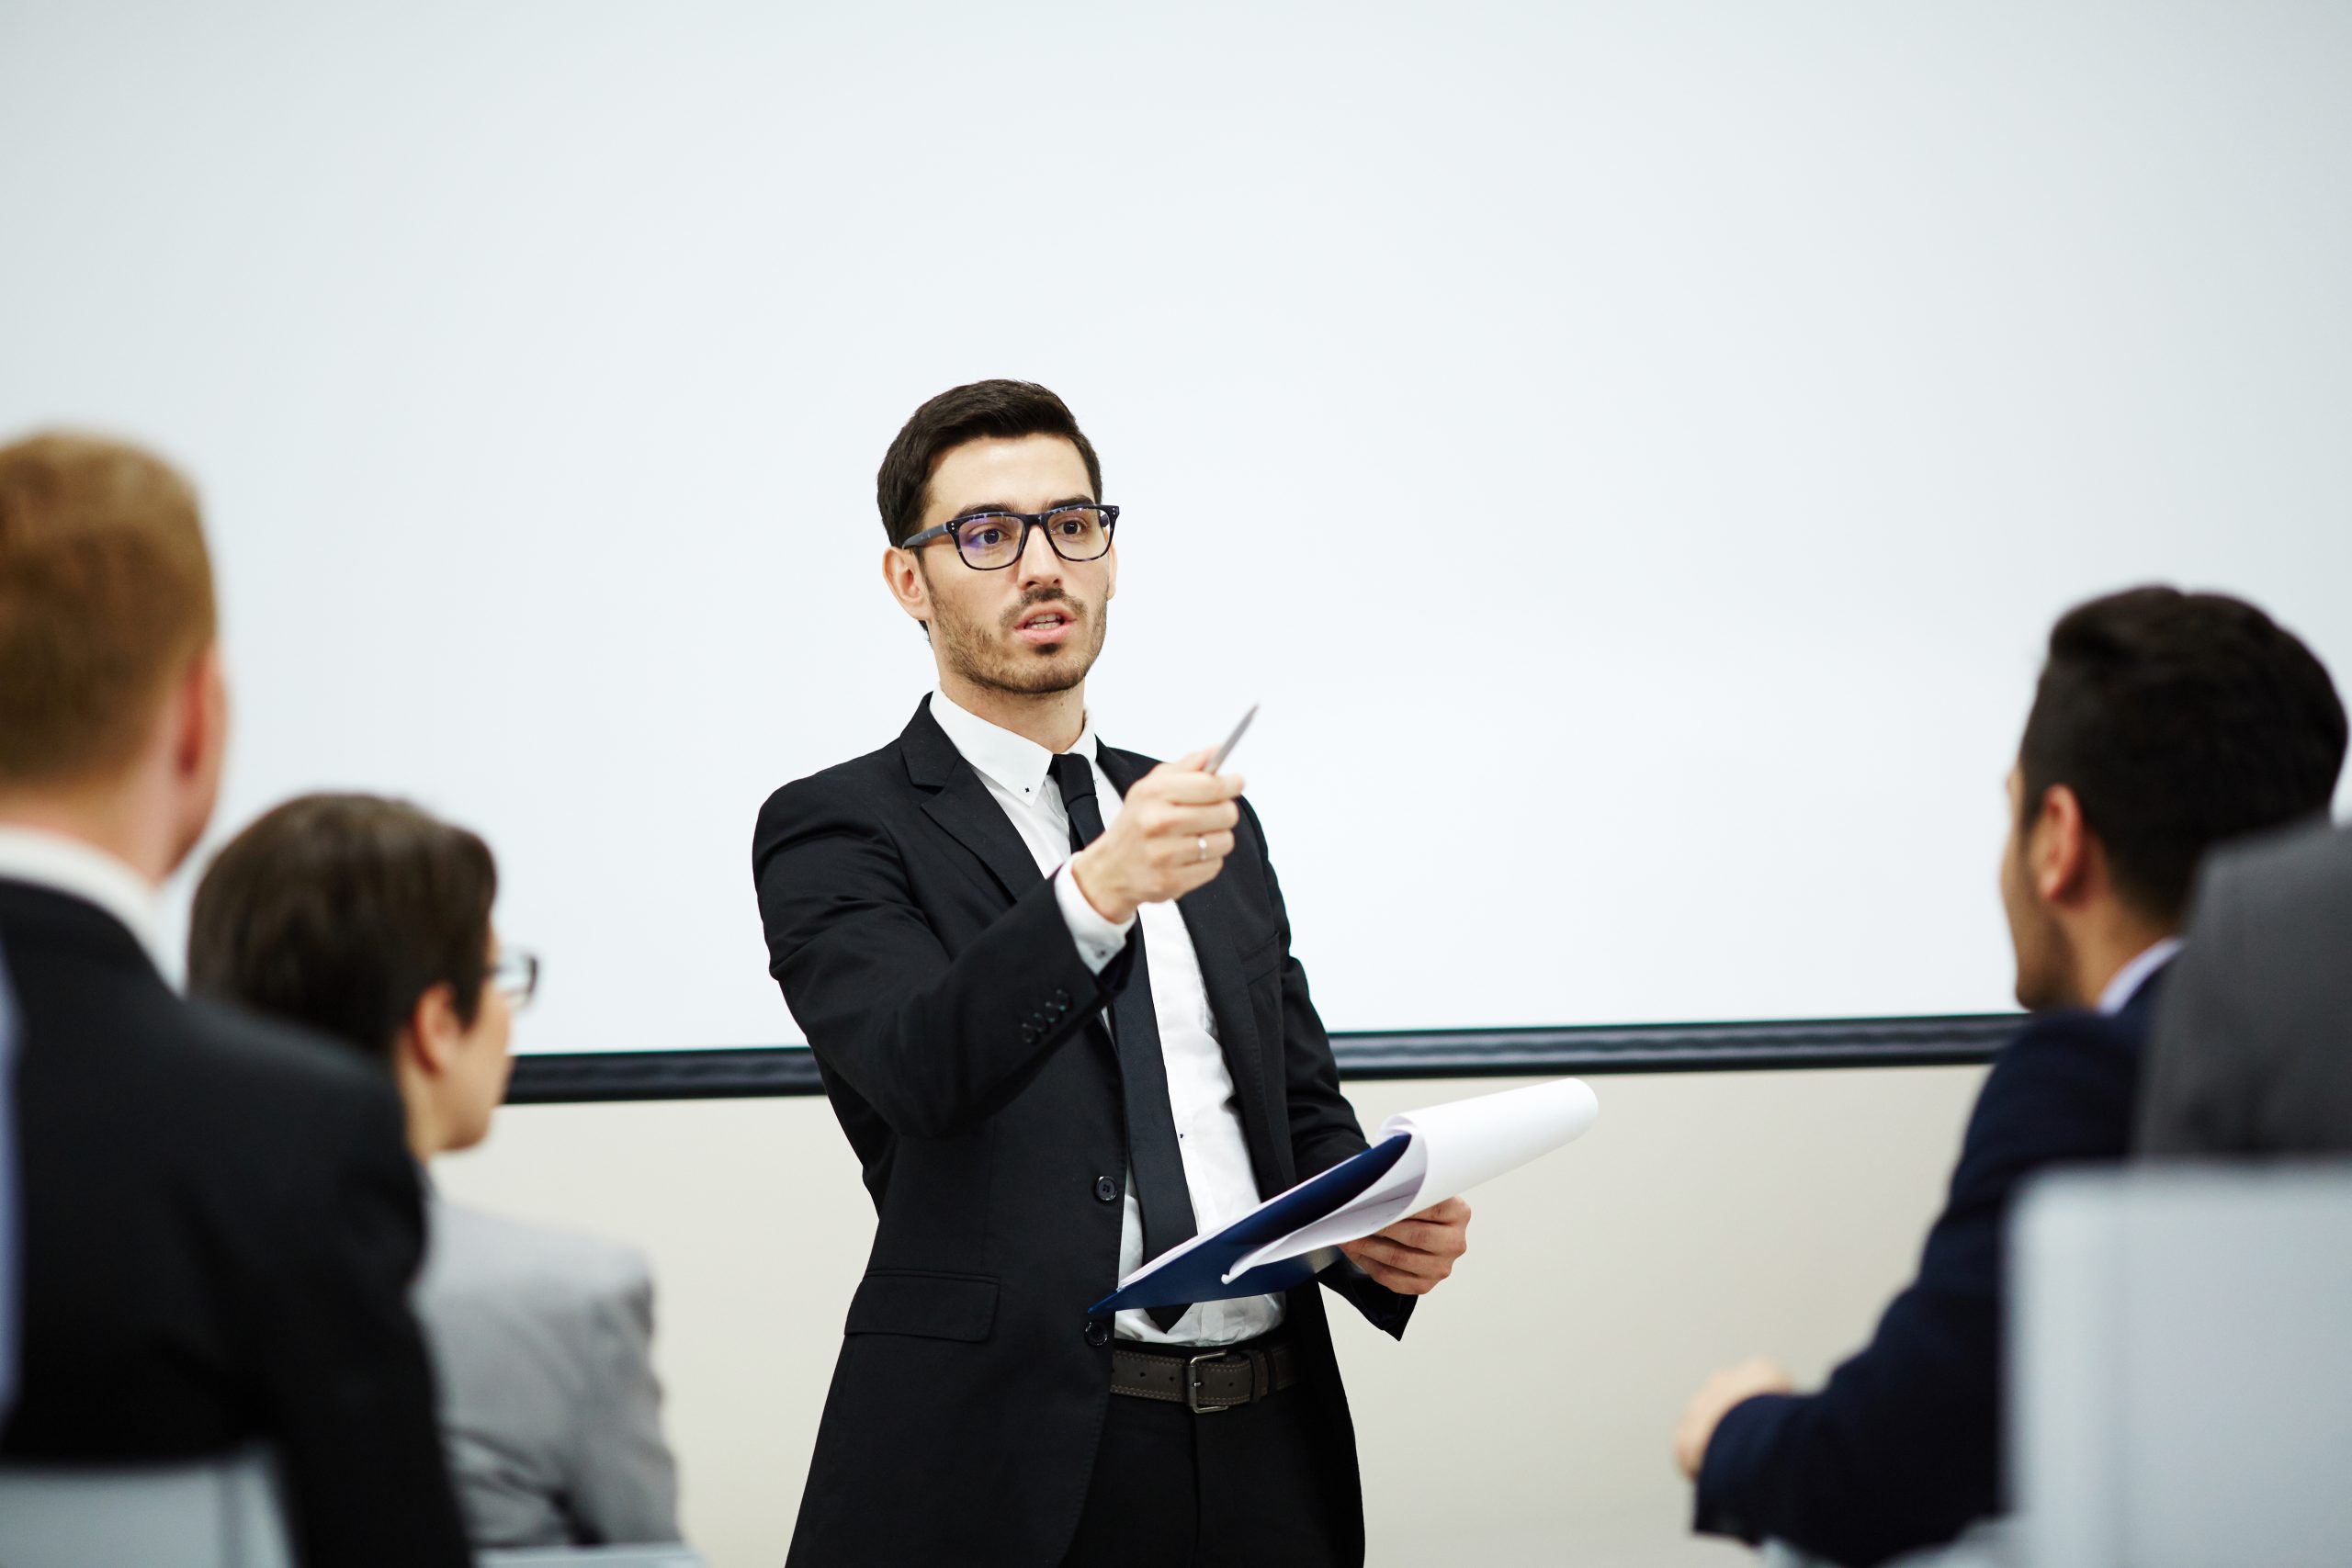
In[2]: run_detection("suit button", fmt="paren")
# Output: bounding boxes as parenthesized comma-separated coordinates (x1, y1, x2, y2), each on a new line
(1094, 1176, 1119, 1203)
(1020, 1025, 1038, 1043)
(1084, 1321, 1111, 1348)
(1053, 987, 1070, 1005)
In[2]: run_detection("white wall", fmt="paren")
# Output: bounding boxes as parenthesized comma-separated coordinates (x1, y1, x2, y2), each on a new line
(6, 2, 2349, 1050)
(438, 1066, 1985, 1567)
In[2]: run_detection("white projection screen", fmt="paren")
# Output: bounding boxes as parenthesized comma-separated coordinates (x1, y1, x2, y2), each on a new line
(5, 2, 2347, 1054)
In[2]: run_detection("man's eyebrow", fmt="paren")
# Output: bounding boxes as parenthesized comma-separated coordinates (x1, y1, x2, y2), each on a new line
(946, 496, 1097, 522)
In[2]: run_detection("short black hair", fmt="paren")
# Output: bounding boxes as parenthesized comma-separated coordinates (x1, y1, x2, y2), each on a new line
(876, 380, 1102, 547)
(189, 793, 498, 1064)
(2020, 586, 2346, 922)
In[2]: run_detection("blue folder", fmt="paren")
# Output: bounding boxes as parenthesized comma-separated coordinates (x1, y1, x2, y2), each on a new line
(1090, 1132, 1411, 1317)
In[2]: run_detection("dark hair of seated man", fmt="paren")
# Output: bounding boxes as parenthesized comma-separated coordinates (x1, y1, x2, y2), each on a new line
(190, 793, 506, 1142)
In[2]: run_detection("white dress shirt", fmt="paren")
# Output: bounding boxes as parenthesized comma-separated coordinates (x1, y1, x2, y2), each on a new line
(2098, 935, 2184, 1016)
(0, 827, 176, 981)
(927, 691, 1283, 1347)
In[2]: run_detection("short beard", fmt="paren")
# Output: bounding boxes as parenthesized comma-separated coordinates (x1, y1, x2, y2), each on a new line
(932, 586, 1108, 698)
(2010, 906, 2077, 1011)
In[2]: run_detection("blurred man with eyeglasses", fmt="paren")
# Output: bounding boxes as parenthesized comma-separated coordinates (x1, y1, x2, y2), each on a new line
(752, 379, 1469, 1566)
(189, 793, 683, 1554)
(0, 434, 469, 1565)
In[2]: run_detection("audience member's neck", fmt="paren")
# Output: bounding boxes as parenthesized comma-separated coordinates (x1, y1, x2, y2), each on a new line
(2064, 902, 2178, 1010)
(393, 1056, 456, 1166)
(0, 779, 179, 888)
(937, 669, 1088, 754)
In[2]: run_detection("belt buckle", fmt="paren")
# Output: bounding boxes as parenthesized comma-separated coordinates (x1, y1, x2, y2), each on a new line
(1184, 1349, 1245, 1416)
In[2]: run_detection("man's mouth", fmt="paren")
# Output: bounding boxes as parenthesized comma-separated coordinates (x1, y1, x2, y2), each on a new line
(1013, 605, 1078, 646)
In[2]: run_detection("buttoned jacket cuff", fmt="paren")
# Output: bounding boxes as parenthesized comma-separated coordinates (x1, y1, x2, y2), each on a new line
(1054, 862, 1135, 974)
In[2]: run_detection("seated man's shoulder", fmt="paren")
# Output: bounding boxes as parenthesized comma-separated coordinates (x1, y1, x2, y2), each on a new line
(2000, 1004, 2145, 1064)
(424, 1201, 653, 1324)
(1967, 1007, 2146, 1164)
(171, 995, 407, 1127)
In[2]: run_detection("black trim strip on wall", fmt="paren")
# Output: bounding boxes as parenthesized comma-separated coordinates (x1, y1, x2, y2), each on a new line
(505, 1013, 2021, 1105)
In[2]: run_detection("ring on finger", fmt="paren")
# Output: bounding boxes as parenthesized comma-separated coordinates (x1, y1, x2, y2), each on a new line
(1195, 835, 1208, 863)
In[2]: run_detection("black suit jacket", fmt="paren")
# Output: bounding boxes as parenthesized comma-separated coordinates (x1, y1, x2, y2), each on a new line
(752, 698, 1409, 1566)
(1694, 976, 2166, 1567)
(0, 880, 470, 1568)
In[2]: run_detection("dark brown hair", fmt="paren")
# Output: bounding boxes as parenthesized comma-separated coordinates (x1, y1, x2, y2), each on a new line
(2020, 586, 2346, 923)
(0, 432, 218, 787)
(189, 794, 498, 1063)
(875, 380, 1102, 547)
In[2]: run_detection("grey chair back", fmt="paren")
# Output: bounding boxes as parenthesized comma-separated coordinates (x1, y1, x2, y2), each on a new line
(0, 1445, 290, 1568)
(2009, 1166, 2352, 1568)
(478, 1549, 705, 1567)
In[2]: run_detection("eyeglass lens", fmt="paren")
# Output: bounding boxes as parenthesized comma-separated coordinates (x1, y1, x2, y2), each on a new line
(493, 953, 539, 1009)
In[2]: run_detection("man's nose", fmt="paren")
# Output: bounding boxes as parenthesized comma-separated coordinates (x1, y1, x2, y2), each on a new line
(1014, 522, 1066, 589)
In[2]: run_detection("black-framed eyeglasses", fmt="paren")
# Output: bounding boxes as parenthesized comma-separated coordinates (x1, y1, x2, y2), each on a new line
(489, 950, 540, 1011)
(900, 503, 1119, 571)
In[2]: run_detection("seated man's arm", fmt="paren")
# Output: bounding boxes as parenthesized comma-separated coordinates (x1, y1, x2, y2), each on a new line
(1690, 1017, 2139, 1567)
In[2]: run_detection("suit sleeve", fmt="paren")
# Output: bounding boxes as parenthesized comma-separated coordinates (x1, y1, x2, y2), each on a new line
(752, 773, 1135, 1139)
(265, 1076, 470, 1568)
(1694, 1020, 2138, 1567)
(1239, 798, 1416, 1339)
(2136, 864, 2255, 1156)
(564, 1258, 682, 1546)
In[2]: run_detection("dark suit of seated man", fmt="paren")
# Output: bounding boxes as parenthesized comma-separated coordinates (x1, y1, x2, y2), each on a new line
(1674, 587, 2348, 1568)
(2137, 820, 2352, 1156)
(0, 434, 469, 1566)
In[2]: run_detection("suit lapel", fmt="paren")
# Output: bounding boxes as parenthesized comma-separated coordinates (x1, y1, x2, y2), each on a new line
(1096, 746, 1285, 1192)
(902, 698, 1047, 906)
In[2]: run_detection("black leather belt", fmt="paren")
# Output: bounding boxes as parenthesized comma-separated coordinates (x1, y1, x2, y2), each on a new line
(1109, 1339, 1299, 1415)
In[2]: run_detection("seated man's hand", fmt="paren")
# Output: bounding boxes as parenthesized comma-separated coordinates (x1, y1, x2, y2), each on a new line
(1674, 1357, 1794, 1480)
(1340, 1196, 1470, 1295)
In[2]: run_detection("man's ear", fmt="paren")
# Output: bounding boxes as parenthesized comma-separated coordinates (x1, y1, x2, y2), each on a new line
(171, 644, 227, 784)
(405, 983, 462, 1078)
(2031, 783, 2092, 906)
(883, 546, 930, 628)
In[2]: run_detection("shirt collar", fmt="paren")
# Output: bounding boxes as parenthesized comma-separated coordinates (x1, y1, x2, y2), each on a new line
(2098, 935, 2184, 1016)
(0, 826, 178, 981)
(929, 688, 1100, 804)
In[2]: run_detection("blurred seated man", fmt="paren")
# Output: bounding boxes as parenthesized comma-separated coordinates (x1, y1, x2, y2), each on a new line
(1673, 586, 2347, 1567)
(2137, 819, 2352, 1156)
(0, 434, 469, 1565)
(189, 793, 683, 1551)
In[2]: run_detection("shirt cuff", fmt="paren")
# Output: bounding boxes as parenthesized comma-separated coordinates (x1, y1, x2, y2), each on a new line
(1054, 862, 1134, 974)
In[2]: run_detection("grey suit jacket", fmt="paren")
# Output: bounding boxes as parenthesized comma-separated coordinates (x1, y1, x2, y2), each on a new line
(415, 1195, 681, 1549)
(2138, 821, 2352, 1156)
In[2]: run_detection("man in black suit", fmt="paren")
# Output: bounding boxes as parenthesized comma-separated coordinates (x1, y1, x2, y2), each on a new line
(0, 433, 469, 1567)
(1670, 587, 2347, 1567)
(752, 380, 1470, 1566)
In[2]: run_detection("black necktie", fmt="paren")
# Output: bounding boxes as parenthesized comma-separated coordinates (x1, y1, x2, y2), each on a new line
(1048, 751, 1198, 1333)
